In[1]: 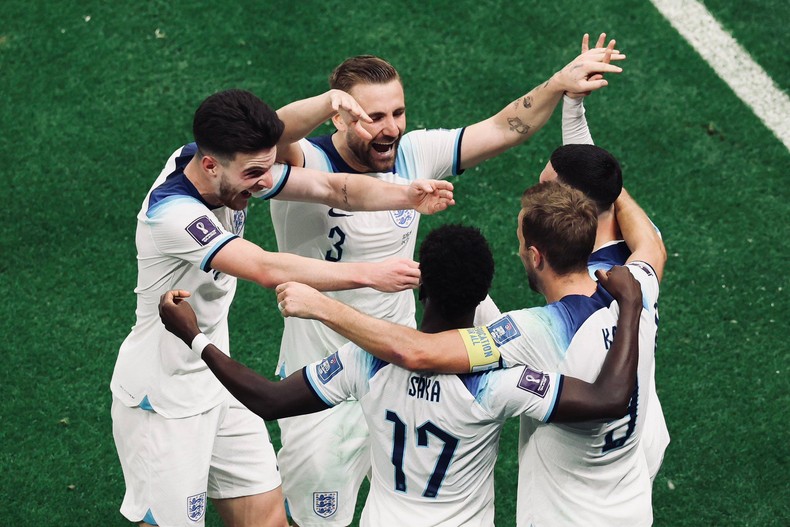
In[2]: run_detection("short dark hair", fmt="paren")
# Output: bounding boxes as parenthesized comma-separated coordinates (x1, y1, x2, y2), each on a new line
(192, 89, 284, 161)
(329, 55, 401, 92)
(419, 224, 495, 319)
(549, 144, 622, 213)
(520, 181, 597, 275)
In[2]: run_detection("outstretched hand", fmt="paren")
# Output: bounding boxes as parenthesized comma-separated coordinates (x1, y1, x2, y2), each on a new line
(595, 266, 642, 312)
(407, 179, 456, 215)
(158, 290, 201, 345)
(556, 32, 625, 97)
(276, 281, 329, 320)
(329, 89, 374, 141)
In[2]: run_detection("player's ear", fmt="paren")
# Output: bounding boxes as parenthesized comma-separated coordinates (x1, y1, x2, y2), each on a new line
(201, 155, 220, 177)
(331, 113, 347, 132)
(528, 245, 543, 269)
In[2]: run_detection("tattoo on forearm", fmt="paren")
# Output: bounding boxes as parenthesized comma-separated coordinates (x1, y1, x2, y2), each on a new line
(512, 96, 533, 111)
(342, 175, 349, 206)
(507, 117, 531, 135)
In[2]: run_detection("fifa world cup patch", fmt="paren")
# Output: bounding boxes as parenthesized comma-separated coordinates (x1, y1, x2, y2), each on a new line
(517, 367, 551, 398)
(487, 315, 521, 346)
(186, 215, 221, 246)
(313, 491, 338, 518)
(390, 209, 416, 228)
(186, 492, 207, 522)
(316, 352, 344, 384)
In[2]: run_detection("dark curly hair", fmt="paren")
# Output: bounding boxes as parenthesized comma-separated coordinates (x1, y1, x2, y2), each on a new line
(418, 224, 494, 320)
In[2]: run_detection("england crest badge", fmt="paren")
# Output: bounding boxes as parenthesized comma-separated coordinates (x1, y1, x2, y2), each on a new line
(313, 491, 338, 518)
(390, 209, 416, 228)
(187, 492, 207, 522)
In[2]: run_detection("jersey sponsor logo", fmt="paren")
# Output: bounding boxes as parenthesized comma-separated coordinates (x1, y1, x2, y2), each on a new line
(517, 367, 551, 398)
(488, 315, 521, 346)
(232, 210, 246, 235)
(186, 492, 207, 522)
(390, 209, 416, 228)
(328, 208, 353, 217)
(313, 491, 338, 518)
(316, 352, 343, 384)
(186, 216, 221, 246)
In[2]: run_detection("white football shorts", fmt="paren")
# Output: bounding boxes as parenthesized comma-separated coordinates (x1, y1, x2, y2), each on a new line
(112, 393, 281, 526)
(277, 400, 370, 526)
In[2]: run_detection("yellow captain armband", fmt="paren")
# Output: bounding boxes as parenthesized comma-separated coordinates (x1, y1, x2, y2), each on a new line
(458, 326, 502, 373)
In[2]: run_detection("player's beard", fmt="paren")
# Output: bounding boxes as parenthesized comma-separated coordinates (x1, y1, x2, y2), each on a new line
(218, 175, 249, 210)
(525, 261, 541, 295)
(346, 129, 402, 173)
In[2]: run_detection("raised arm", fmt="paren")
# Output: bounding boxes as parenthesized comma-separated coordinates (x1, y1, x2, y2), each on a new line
(459, 38, 623, 170)
(211, 238, 421, 292)
(550, 266, 643, 421)
(274, 166, 455, 215)
(276, 89, 373, 166)
(615, 188, 667, 282)
(158, 290, 327, 420)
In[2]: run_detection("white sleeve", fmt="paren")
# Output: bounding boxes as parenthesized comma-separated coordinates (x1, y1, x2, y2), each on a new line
(396, 128, 464, 180)
(473, 295, 502, 326)
(625, 261, 660, 306)
(145, 198, 237, 271)
(303, 343, 374, 406)
(484, 310, 561, 371)
(252, 163, 291, 200)
(561, 95, 594, 145)
(482, 366, 563, 423)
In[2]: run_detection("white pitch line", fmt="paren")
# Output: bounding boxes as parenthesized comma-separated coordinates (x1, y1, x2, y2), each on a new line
(650, 0, 790, 151)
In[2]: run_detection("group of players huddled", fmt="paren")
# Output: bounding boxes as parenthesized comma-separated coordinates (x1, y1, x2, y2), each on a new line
(112, 33, 667, 526)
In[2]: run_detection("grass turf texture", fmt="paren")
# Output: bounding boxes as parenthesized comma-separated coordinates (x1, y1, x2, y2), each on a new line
(1, 1, 787, 525)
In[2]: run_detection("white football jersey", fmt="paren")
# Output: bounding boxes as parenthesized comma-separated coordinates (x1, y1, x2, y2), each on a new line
(588, 240, 670, 481)
(271, 129, 464, 377)
(110, 143, 288, 418)
(490, 262, 659, 527)
(304, 344, 563, 527)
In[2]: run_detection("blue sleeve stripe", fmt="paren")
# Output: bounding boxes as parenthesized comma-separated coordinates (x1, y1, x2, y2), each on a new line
(146, 195, 200, 219)
(544, 374, 564, 423)
(258, 165, 291, 200)
(200, 234, 238, 271)
(454, 128, 466, 176)
(303, 367, 335, 407)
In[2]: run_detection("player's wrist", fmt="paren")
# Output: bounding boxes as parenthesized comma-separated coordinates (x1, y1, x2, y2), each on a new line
(190, 333, 212, 357)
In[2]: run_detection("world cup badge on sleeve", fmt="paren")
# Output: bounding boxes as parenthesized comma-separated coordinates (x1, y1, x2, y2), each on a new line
(187, 492, 207, 522)
(313, 491, 338, 518)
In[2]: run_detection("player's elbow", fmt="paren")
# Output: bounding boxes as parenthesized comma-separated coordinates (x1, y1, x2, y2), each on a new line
(598, 385, 632, 419)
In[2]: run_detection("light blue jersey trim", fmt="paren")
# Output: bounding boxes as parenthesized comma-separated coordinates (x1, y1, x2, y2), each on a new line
(452, 128, 465, 176)
(198, 234, 238, 271)
(146, 195, 201, 219)
(142, 508, 158, 525)
(139, 395, 155, 412)
(305, 369, 336, 407)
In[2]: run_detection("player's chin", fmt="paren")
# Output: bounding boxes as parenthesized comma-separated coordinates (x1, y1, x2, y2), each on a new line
(228, 192, 251, 210)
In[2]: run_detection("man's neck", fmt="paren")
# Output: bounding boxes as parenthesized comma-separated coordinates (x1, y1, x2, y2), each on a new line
(594, 208, 622, 250)
(419, 300, 476, 334)
(540, 270, 598, 304)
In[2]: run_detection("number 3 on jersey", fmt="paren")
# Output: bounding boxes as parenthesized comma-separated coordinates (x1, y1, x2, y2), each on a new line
(325, 226, 346, 262)
(386, 410, 459, 498)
